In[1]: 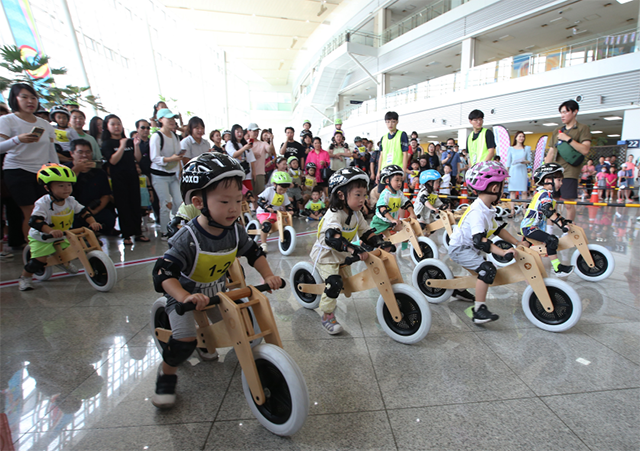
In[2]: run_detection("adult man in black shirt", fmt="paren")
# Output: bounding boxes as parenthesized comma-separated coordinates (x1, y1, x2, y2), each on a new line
(134, 119, 159, 221)
(279, 126, 306, 167)
(67, 139, 117, 233)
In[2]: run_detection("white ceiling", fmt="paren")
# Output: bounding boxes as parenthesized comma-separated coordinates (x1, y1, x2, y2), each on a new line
(160, 0, 345, 86)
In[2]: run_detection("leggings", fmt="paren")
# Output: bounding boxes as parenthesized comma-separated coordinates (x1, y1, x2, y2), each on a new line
(112, 172, 142, 238)
(525, 229, 558, 256)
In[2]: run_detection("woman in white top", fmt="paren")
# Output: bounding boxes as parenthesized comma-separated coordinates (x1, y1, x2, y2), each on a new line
(180, 116, 210, 164)
(225, 124, 256, 191)
(329, 130, 350, 171)
(0, 83, 58, 240)
(150, 108, 183, 239)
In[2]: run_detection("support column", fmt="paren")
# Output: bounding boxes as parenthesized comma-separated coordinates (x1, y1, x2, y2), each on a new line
(460, 37, 476, 73)
(376, 73, 390, 108)
(457, 128, 469, 150)
(621, 109, 640, 142)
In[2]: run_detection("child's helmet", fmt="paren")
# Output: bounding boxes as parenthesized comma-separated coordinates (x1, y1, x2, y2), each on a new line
(287, 156, 299, 165)
(465, 161, 508, 192)
(181, 153, 245, 205)
(419, 169, 441, 185)
(335, 119, 343, 125)
(380, 164, 404, 185)
(306, 162, 317, 171)
(275, 156, 286, 165)
(272, 171, 293, 186)
(533, 163, 564, 185)
(49, 105, 70, 121)
(37, 163, 76, 185)
(222, 129, 231, 136)
(303, 119, 311, 125)
(354, 136, 362, 143)
(329, 167, 369, 195)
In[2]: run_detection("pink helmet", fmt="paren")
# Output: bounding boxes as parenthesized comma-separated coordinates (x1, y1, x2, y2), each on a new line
(465, 161, 508, 192)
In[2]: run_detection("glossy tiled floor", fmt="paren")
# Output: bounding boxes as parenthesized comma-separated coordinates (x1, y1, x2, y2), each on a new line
(1, 206, 638, 450)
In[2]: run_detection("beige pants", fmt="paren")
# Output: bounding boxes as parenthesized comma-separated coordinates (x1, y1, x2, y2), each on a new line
(316, 263, 353, 314)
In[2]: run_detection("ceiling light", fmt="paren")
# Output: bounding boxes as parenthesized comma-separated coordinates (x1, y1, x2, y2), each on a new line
(427, 135, 438, 138)
(603, 116, 622, 120)
(543, 122, 558, 126)
(617, 0, 633, 4)
(608, 134, 621, 137)
(591, 130, 603, 134)
(524, 131, 533, 134)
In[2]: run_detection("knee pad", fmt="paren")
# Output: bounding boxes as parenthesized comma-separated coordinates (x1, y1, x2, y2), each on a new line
(261, 221, 272, 233)
(24, 258, 46, 274)
(163, 337, 197, 367)
(476, 261, 497, 285)
(324, 275, 343, 299)
(545, 234, 559, 255)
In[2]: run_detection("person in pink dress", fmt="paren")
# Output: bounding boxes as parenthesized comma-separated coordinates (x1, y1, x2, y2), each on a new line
(604, 166, 618, 203)
(305, 137, 330, 199)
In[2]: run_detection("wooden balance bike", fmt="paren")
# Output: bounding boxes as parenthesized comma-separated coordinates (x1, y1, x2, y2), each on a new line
(239, 201, 253, 226)
(487, 223, 614, 282)
(246, 211, 296, 255)
(381, 217, 439, 265)
(151, 261, 309, 436)
(413, 246, 582, 332)
(22, 228, 117, 291)
(290, 248, 431, 344)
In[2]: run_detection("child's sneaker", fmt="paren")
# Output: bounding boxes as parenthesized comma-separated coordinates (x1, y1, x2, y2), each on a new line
(452, 289, 475, 302)
(0, 250, 14, 261)
(472, 304, 499, 324)
(18, 276, 34, 291)
(260, 243, 268, 253)
(321, 312, 343, 334)
(554, 264, 573, 278)
(152, 366, 177, 409)
(160, 233, 169, 241)
(196, 347, 219, 361)
(56, 262, 79, 274)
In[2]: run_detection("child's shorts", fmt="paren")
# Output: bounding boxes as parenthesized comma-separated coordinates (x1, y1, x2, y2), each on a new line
(27, 235, 70, 258)
(370, 215, 393, 234)
(257, 213, 277, 224)
(448, 245, 485, 272)
(287, 187, 302, 201)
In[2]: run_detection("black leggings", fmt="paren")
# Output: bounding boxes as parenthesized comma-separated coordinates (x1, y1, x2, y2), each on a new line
(525, 229, 558, 256)
(111, 172, 141, 238)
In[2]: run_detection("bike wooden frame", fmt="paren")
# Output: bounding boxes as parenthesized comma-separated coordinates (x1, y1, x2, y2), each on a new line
(296, 248, 404, 322)
(525, 224, 595, 268)
(247, 211, 293, 244)
(382, 218, 425, 258)
(425, 211, 455, 236)
(41, 228, 102, 277)
(239, 201, 252, 226)
(154, 262, 283, 407)
(425, 245, 556, 313)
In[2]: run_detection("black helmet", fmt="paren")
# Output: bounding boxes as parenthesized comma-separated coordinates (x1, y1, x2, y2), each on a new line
(306, 162, 317, 170)
(181, 153, 245, 205)
(354, 136, 362, 143)
(533, 163, 564, 186)
(328, 167, 369, 195)
(379, 164, 404, 185)
(49, 105, 69, 121)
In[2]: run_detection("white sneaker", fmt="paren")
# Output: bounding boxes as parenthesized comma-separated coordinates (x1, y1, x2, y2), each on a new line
(56, 262, 79, 274)
(196, 347, 219, 361)
(19, 276, 34, 291)
(0, 250, 14, 261)
(260, 243, 268, 253)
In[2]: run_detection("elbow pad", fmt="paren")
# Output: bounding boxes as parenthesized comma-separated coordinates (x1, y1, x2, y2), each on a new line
(361, 230, 387, 249)
(243, 240, 266, 267)
(79, 206, 94, 220)
(28, 215, 47, 232)
(325, 228, 351, 253)
(494, 222, 507, 236)
(402, 199, 413, 211)
(540, 202, 556, 219)
(472, 233, 492, 253)
(152, 258, 182, 293)
(257, 197, 270, 210)
(377, 205, 389, 216)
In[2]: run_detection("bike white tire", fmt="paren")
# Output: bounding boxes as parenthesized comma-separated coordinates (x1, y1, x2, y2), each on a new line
(241, 344, 309, 436)
(412, 258, 454, 304)
(376, 283, 431, 344)
(84, 250, 117, 292)
(246, 220, 261, 241)
(441, 225, 457, 251)
(521, 278, 582, 332)
(278, 226, 297, 256)
(409, 236, 439, 265)
(570, 244, 615, 282)
(290, 262, 323, 309)
(22, 245, 53, 281)
(486, 237, 516, 268)
(151, 297, 170, 355)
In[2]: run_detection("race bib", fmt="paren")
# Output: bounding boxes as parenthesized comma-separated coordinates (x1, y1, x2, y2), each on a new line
(51, 210, 74, 231)
(272, 193, 285, 206)
(305, 177, 314, 187)
(388, 196, 401, 213)
(139, 176, 147, 189)
(191, 251, 236, 285)
(54, 129, 69, 143)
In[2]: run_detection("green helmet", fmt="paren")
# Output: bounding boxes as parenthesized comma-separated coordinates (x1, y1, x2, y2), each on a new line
(37, 163, 76, 185)
(287, 156, 299, 165)
(303, 119, 311, 124)
(271, 171, 292, 186)
(335, 118, 343, 125)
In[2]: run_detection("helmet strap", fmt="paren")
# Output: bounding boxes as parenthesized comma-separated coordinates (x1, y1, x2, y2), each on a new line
(45, 184, 64, 210)
(340, 188, 354, 225)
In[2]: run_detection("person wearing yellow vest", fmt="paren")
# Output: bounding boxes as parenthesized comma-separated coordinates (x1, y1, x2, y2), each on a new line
(150, 153, 281, 409)
(376, 111, 409, 193)
(466, 109, 496, 166)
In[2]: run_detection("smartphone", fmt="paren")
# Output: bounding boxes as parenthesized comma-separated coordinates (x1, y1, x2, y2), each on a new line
(88, 161, 97, 168)
(30, 126, 45, 139)
(249, 138, 255, 144)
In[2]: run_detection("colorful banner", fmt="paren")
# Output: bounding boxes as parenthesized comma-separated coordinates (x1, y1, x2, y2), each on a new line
(511, 53, 531, 78)
(492, 125, 510, 163)
(534, 135, 548, 170)
(1, 0, 51, 84)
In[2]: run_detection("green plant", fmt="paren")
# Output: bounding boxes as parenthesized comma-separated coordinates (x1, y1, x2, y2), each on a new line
(0, 45, 106, 112)
(158, 94, 194, 118)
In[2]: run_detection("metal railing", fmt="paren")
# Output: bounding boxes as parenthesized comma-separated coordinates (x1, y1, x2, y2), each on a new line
(322, 30, 639, 127)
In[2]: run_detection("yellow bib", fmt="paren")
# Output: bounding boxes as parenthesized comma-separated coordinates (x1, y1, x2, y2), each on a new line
(427, 193, 438, 206)
(54, 129, 70, 143)
(139, 175, 147, 189)
(272, 193, 285, 207)
(51, 209, 74, 231)
(317, 217, 358, 241)
(457, 203, 499, 237)
(184, 225, 238, 285)
(305, 177, 315, 187)
(388, 196, 401, 213)
(309, 202, 323, 212)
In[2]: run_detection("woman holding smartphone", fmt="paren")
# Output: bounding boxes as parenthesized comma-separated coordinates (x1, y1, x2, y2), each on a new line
(0, 83, 58, 242)
(101, 114, 147, 245)
(149, 108, 183, 240)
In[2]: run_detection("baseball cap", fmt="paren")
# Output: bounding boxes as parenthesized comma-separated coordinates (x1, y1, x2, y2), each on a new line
(156, 108, 178, 120)
(246, 123, 260, 131)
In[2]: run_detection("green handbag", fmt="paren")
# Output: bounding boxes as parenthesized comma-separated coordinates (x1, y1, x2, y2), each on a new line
(557, 141, 584, 167)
